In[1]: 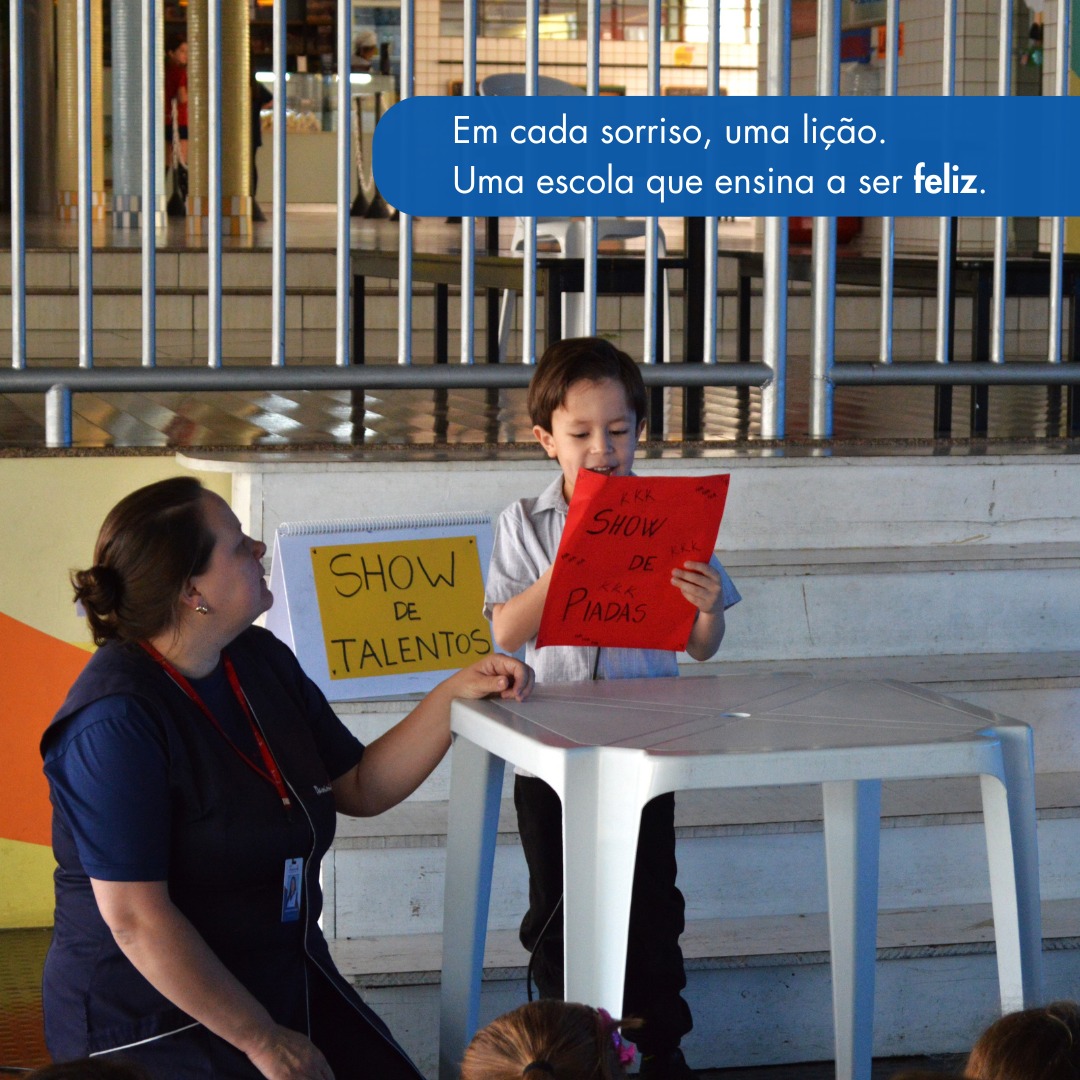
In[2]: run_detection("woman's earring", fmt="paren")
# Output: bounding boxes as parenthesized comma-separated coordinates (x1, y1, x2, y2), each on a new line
(195, 600, 210, 615)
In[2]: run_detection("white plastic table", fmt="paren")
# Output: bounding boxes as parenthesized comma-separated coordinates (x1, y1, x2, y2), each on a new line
(438, 674, 1043, 1080)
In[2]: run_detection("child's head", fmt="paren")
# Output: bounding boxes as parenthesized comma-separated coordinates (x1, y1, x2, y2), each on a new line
(966, 1001, 1080, 1080)
(528, 338, 647, 502)
(528, 338, 647, 434)
(166, 33, 187, 64)
(460, 1000, 634, 1080)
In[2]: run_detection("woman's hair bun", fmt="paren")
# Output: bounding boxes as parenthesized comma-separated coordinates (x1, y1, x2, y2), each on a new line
(73, 477, 213, 647)
(73, 563, 125, 619)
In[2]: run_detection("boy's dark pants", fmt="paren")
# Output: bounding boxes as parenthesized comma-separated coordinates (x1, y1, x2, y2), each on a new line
(514, 774, 693, 1055)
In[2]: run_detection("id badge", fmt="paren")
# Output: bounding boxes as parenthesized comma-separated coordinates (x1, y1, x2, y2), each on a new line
(281, 857, 303, 923)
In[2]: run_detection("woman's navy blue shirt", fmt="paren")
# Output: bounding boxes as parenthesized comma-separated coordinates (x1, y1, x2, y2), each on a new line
(40, 626, 399, 1063)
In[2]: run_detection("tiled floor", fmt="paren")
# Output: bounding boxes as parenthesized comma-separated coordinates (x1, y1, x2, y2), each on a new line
(0, 929, 49, 1073)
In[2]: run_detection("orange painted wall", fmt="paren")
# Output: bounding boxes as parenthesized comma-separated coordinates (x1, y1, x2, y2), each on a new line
(0, 613, 91, 848)
(0, 457, 231, 927)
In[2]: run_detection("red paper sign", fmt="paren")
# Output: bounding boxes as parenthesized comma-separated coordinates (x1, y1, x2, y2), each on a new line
(536, 471, 730, 651)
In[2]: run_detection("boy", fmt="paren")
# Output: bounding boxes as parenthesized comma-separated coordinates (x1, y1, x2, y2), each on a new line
(483, 338, 741, 1080)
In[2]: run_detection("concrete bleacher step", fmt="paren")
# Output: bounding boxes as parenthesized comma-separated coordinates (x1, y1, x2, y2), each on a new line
(326, 774, 1080, 943)
(331, 899, 1080, 987)
(348, 906, 1080, 1077)
(717, 543, 1080, 664)
(324, 775, 1080, 1076)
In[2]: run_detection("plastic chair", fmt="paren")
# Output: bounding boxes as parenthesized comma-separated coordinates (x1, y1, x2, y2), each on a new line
(478, 74, 671, 362)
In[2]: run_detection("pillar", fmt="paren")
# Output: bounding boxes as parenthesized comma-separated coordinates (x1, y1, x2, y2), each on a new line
(110, 0, 167, 227)
(186, 0, 252, 235)
(24, 0, 57, 215)
(56, 0, 106, 221)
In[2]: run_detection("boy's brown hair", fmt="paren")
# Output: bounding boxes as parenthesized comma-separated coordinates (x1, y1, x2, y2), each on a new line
(527, 337, 647, 433)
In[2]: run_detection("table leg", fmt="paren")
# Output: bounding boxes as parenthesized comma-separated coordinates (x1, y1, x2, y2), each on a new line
(822, 779, 881, 1080)
(439, 735, 505, 1080)
(560, 753, 647, 1015)
(353, 274, 365, 366)
(737, 269, 751, 366)
(1068, 279, 1080, 434)
(436, 284, 449, 366)
(683, 218, 705, 439)
(547, 271, 563, 348)
(486, 217, 501, 364)
(980, 727, 1043, 1012)
(971, 267, 991, 436)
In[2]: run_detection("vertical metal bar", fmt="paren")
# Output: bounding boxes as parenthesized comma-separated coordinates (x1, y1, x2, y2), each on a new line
(397, 0, 415, 364)
(9, 0, 26, 369)
(809, 0, 840, 439)
(761, 0, 790, 440)
(337, 0, 352, 365)
(76, 0, 93, 369)
(990, 0, 1014, 367)
(643, 0, 661, 364)
(207, 0, 222, 368)
(141, 0, 156, 367)
(460, 0, 477, 364)
(1048, 0, 1070, 364)
(934, 0, 957, 367)
(702, 0, 720, 366)
(521, 0, 538, 365)
(582, 0, 600, 336)
(271, 0, 287, 365)
(878, 0, 898, 365)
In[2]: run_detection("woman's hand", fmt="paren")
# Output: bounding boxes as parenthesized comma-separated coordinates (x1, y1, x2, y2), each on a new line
(335, 653, 535, 817)
(247, 1024, 335, 1080)
(447, 653, 535, 702)
(90, 880, 334, 1077)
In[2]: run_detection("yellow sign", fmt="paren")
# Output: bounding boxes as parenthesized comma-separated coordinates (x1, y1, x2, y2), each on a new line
(310, 535, 493, 680)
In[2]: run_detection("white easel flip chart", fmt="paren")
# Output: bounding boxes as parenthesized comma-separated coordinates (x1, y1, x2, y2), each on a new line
(265, 513, 495, 700)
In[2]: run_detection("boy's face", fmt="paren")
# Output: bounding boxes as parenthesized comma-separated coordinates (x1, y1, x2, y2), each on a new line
(533, 377, 645, 502)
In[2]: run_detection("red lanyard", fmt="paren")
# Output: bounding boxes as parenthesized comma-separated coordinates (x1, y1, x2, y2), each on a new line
(140, 641, 293, 811)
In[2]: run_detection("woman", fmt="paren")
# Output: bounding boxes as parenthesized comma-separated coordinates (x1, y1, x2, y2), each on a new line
(41, 477, 533, 1079)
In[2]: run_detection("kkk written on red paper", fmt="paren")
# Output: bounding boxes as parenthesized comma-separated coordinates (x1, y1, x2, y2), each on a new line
(536, 471, 730, 652)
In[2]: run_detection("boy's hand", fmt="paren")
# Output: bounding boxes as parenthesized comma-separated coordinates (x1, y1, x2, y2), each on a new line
(671, 560, 723, 615)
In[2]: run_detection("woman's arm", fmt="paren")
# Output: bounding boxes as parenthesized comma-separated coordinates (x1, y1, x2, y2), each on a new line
(331, 654, 533, 817)
(490, 564, 554, 653)
(91, 879, 333, 1080)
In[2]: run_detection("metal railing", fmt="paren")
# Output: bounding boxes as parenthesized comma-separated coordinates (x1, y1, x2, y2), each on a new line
(2, 0, 1078, 447)
(806, 0, 1078, 440)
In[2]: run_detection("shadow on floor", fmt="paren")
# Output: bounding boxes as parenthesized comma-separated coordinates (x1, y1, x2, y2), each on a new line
(698, 1055, 968, 1080)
